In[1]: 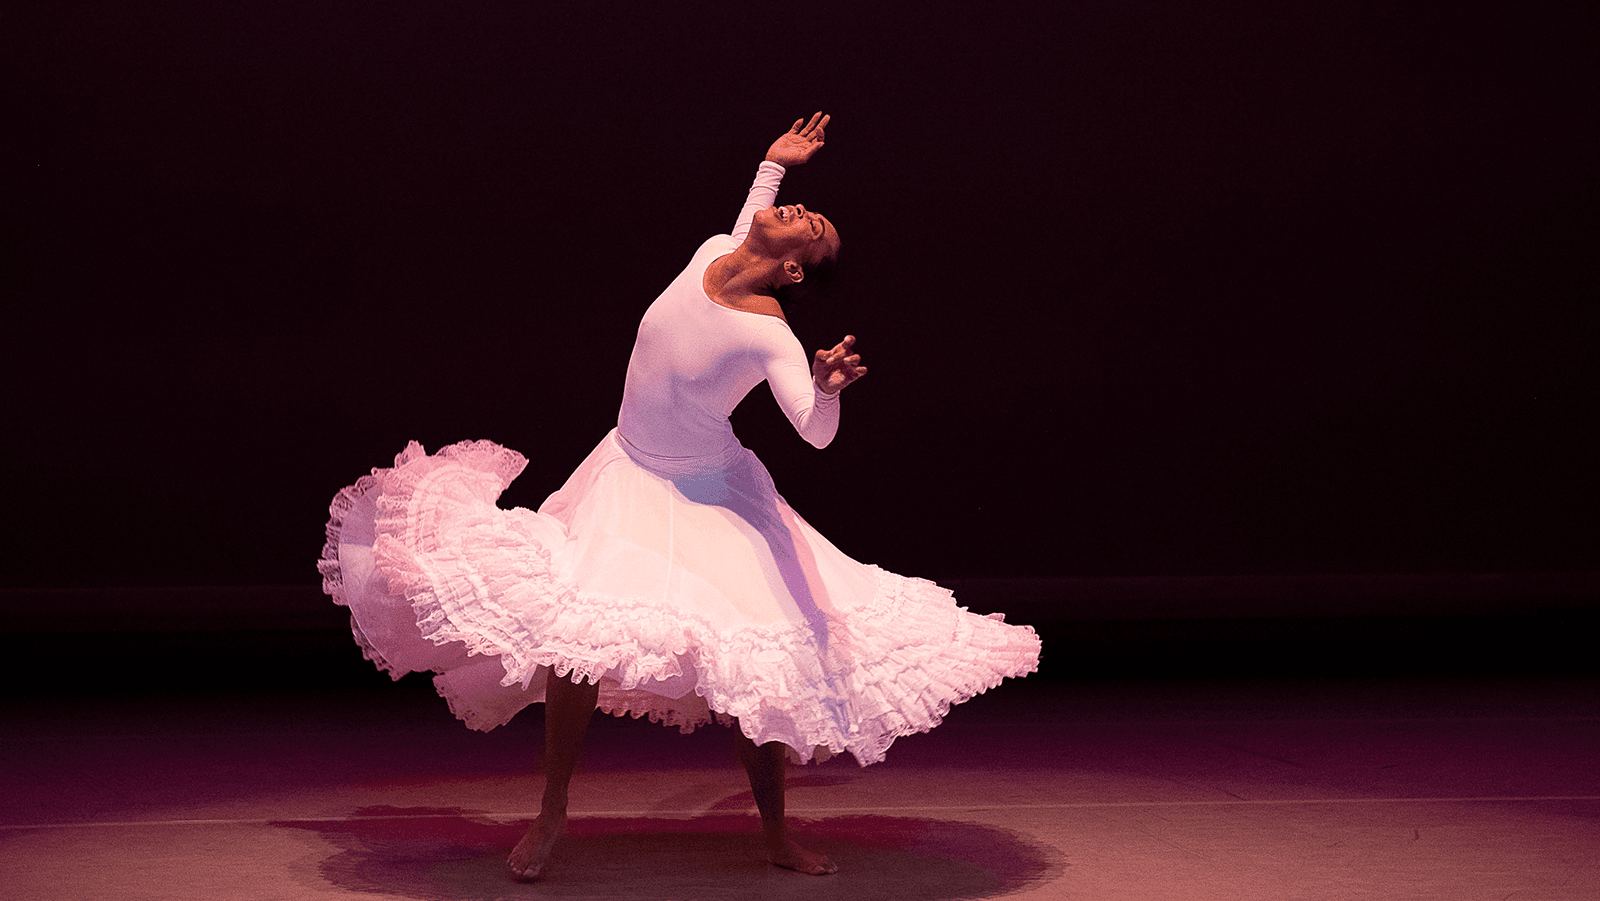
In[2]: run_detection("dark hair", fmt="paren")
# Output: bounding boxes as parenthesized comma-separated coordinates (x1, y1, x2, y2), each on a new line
(773, 245, 841, 307)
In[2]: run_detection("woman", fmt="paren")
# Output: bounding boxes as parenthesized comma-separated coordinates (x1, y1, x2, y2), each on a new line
(317, 113, 1041, 881)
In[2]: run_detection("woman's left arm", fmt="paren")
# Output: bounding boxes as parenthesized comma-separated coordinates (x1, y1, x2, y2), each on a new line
(811, 335, 866, 395)
(759, 328, 863, 450)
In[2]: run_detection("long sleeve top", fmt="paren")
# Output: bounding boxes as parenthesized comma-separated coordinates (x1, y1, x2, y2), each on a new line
(616, 162, 840, 464)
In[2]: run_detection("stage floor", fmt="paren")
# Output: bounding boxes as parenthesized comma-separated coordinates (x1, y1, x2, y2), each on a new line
(4, 672, 1598, 900)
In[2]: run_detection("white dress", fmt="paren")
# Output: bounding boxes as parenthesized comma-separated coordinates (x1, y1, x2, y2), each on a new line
(318, 162, 1041, 766)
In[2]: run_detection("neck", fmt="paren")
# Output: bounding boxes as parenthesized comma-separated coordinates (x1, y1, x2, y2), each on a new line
(705, 249, 787, 321)
(712, 245, 785, 294)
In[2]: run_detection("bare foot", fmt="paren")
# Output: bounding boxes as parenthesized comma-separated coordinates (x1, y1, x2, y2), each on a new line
(507, 812, 565, 881)
(767, 835, 837, 875)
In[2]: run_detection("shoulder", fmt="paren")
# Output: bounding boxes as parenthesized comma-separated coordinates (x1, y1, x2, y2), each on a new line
(745, 315, 800, 354)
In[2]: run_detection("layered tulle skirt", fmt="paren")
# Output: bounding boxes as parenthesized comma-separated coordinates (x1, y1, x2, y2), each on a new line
(317, 431, 1040, 765)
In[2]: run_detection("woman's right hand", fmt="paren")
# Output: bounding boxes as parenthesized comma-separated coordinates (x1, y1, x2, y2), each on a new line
(765, 112, 830, 167)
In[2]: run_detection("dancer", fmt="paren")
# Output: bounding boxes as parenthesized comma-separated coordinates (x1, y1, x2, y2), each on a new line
(318, 113, 1041, 882)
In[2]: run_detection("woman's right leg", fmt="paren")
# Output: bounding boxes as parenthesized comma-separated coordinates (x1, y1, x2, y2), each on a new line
(508, 667, 599, 880)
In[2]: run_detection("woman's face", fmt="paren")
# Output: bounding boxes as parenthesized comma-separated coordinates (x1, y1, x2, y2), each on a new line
(752, 204, 839, 266)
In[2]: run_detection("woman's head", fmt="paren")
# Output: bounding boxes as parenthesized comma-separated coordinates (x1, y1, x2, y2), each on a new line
(751, 204, 841, 303)
(774, 239, 840, 306)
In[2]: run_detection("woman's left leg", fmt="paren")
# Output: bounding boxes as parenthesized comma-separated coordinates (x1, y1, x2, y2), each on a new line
(734, 726, 838, 875)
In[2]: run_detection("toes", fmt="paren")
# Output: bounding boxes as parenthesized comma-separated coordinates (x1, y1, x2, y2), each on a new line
(768, 849, 838, 876)
(507, 856, 540, 881)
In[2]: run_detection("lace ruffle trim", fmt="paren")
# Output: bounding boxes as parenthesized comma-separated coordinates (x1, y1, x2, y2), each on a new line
(323, 438, 1040, 765)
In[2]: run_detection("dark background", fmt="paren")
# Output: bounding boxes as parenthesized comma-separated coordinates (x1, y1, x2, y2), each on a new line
(7, 1, 1595, 601)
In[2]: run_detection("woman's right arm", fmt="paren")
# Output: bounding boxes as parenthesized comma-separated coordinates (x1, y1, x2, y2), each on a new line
(729, 113, 829, 242)
(730, 162, 786, 243)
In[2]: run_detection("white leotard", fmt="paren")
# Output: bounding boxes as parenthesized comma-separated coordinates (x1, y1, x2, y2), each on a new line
(616, 161, 839, 464)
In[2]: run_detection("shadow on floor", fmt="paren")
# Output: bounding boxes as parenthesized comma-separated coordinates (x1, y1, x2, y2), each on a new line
(272, 806, 1064, 900)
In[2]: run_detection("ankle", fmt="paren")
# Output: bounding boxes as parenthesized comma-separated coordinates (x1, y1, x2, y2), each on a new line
(761, 820, 790, 847)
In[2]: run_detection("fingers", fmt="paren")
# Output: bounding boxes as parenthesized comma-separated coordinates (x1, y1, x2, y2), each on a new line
(798, 111, 829, 140)
(817, 336, 856, 359)
(813, 334, 865, 393)
(814, 341, 867, 393)
(816, 337, 855, 362)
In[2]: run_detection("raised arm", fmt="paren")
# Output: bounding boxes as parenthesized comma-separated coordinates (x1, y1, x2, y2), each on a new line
(730, 113, 830, 242)
(730, 163, 785, 243)
(765, 112, 829, 168)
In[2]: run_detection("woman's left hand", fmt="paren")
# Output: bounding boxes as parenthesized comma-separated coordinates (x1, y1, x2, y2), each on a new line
(813, 335, 866, 394)
(766, 112, 830, 167)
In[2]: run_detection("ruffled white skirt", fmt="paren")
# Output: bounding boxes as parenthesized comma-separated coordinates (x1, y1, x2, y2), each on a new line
(318, 430, 1040, 765)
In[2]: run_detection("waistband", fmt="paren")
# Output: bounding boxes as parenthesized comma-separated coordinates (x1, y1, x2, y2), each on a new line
(614, 429, 747, 478)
